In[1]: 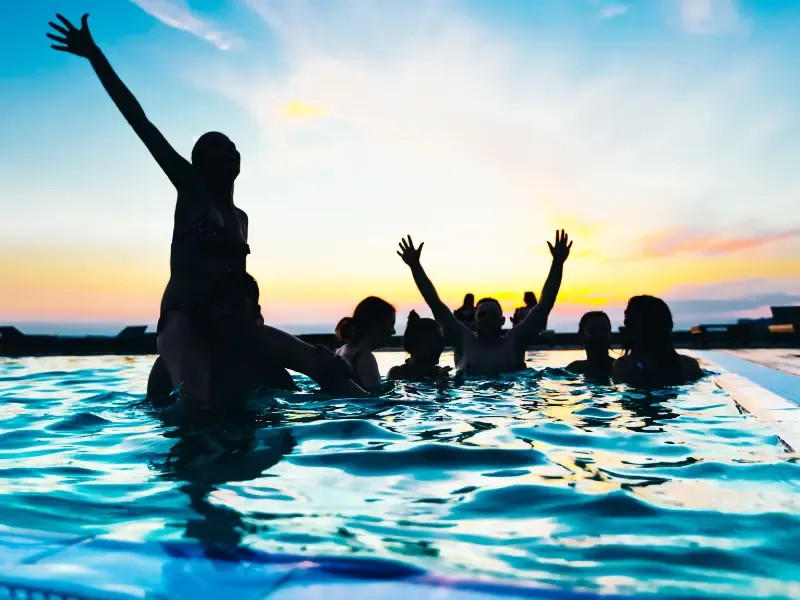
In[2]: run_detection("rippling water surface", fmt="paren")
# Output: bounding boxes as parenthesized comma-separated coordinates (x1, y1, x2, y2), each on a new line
(0, 351, 798, 599)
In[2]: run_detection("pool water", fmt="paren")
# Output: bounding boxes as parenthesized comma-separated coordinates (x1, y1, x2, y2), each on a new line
(0, 351, 798, 599)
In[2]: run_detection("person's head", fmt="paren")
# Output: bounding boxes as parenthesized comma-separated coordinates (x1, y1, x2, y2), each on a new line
(336, 297, 396, 349)
(192, 132, 241, 184)
(403, 311, 445, 365)
(474, 297, 505, 336)
(523, 291, 537, 307)
(463, 293, 475, 308)
(209, 271, 261, 327)
(623, 295, 674, 354)
(578, 311, 612, 355)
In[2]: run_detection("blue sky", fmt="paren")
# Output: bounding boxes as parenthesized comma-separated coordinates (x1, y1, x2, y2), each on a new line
(1, 0, 799, 333)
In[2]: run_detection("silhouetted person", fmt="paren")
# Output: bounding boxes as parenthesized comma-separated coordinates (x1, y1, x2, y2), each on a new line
(566, 311, 615, 379)
(398, 230, 572, 376)
(388, 311, 450, 383)
(613, 295, 702, 386)
(48, 13, 366, 405)
(511, 291, 547, 329)
(335, 297, 396, 390)
(146, 272, 296, 405)
(454, 294, 476, 329)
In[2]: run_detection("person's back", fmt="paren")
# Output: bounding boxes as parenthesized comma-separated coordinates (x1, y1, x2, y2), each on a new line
(388, 311, 450, 382)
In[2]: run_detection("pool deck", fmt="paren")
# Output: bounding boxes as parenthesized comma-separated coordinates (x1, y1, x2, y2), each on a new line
(697, 350, 800, 452)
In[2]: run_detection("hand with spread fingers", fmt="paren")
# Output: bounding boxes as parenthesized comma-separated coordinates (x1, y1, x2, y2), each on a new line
(547, 229, 573, 264)
(397, 236, 424, 269)
(47, 13, 97, 59)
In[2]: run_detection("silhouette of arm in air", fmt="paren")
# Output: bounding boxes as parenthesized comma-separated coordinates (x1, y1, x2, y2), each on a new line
(512, 230, 572, 342)
(47, 13, 194, 190)
(397, 236, 471, 343)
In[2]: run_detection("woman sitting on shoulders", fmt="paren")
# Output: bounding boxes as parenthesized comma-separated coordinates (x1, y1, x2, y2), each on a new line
(566, 311, 615, 379)
(389, 311, 451, 383)
(613, 295, 702, 386)
(335, 297, 397, 390)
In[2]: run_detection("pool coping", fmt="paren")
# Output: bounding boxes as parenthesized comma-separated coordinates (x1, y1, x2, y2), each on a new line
(691, 350, 800, 451)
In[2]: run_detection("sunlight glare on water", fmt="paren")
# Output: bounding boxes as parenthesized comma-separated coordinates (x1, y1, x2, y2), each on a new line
(0, 350, 798, 599)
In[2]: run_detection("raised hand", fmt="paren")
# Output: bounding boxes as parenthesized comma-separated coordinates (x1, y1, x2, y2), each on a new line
(547, 229, 573, 263)
(47, 14, 97, 58)
(397, 235, 424, 268)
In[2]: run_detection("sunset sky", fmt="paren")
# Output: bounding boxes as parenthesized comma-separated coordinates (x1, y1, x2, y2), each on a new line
(1, 0, 799, 334)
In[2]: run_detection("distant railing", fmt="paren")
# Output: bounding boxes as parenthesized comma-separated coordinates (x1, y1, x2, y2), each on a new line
(1, 323, 797, 357)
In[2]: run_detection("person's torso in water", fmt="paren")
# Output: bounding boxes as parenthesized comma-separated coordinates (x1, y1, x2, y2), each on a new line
(457, 332, 526, 376)
(160, 186, 250, 313)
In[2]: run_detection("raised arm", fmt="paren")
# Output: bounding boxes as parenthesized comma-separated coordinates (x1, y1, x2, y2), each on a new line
(514, 230, 572, 340)
(47, 14, 193, 189)
(397, 236, 470, 342)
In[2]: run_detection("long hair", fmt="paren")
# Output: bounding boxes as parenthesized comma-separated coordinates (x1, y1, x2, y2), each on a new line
(336, 296, 396, 343)
(623, 295, 680, 369)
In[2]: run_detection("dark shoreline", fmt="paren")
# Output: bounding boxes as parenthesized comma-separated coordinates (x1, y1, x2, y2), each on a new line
(1, 326, 797, 357)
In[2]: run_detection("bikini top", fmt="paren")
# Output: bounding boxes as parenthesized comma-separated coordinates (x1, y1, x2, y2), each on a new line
(172, 212, 251, 263)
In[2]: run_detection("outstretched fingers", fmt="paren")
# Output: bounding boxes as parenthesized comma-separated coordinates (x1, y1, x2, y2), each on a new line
(55, 13, 77, 31)
(48, 21, 69, 35)
(46, 33, 68, 44)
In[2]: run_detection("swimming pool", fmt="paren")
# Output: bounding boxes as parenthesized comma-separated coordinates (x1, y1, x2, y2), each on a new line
(0, 351, 798, 599)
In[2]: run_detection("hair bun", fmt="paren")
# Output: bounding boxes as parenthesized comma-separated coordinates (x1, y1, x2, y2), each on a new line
(335, 317, 356, 342)
(407, 310, 420, 323)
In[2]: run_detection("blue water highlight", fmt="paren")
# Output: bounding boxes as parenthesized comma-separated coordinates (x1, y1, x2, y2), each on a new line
(0, 350, 798, 599)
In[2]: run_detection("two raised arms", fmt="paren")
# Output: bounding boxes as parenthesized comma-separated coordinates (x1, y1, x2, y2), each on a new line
(398, 231, 572, 341)
(47, 14, 193, 190)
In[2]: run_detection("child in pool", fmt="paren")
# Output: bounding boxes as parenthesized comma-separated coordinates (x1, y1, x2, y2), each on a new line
(388, 311, 451, 384)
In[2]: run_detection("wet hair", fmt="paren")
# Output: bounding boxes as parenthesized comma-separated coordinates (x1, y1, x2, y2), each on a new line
(623, 295, 680, 368)
(523, 291, 537, 306)
(209, 271, 259, 309)
(476, 297, 502, 313)
(578, 311, 611, 336)
(403, 311, 444, 355)
(336, 296, 396, 343)
(463, 293, 475, 306)
(191, 131, 232, 165)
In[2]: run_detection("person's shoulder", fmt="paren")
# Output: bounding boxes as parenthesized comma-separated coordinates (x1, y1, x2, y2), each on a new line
(565, 359, 586, 373)
(678, 354, 702, 378)
(387, 364, 405, 380)
(612, 355, 638, 381)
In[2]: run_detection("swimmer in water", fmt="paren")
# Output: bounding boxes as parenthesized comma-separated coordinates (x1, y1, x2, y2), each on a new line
(48, 14, 366, 405)
(388, 311, 450, 384)
(566, 311, 615, 379)
(335, 297, 397, 390)
(510, 291, 538, 326)
(613, 295, 702, 386)
(454, 294, 476, 329)
(147, 272, 297, 405)
(398, 230, 572, 376)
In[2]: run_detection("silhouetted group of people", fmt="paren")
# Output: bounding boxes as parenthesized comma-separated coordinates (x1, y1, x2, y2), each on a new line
(49, 13, 702, 413)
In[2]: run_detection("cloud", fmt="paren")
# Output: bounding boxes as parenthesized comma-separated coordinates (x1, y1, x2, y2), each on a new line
(641, 227, 800, 258)
(676, 0, 744, 35)
(280, 101, 327, 120)
(128, 0, 241, 50)
(180, 0, 798, 305)
(600, 4, 629, 19)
